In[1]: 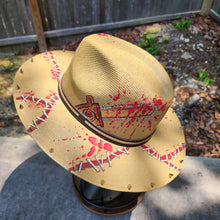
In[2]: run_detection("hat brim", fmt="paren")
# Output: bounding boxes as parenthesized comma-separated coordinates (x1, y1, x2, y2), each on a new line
(13, 50, 186, 192)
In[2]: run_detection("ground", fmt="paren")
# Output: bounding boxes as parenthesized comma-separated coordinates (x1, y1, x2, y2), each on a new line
(0, 14, 219, 158)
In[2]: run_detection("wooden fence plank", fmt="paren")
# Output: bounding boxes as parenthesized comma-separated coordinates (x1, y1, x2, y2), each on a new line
(107, 0, 114, 23)
(0, 35, 37, 46)
(92, 0, 100, 25)
(84, 0, 92, 26)
(112, 0, 120, 22)
(18, 0, 35, 34)
(6, 0, 20, 36)
(38, 0, 49, 31)
(0, 0, 212, 50)
(209, 0, 220, 23)
(0, 9, 201, 48)
(15, 0, 27, 35)
(48, 0, 57, 30)
(212, 0, 220, 13)
(28, 0, 47, 51)
(73, 0, 80, 26)
(1, 1, 15, 37)
(0, 7, 8, 38)
(60, 0, 69, 28)
(201, 0, 214, 16)
(44, 10, 200, 38)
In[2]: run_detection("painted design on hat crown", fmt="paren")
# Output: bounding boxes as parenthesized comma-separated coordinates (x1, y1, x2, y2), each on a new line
(60, 33, 173, 143)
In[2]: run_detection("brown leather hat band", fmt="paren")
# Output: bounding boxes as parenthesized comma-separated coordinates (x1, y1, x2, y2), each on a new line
(58, 78, 155, 147)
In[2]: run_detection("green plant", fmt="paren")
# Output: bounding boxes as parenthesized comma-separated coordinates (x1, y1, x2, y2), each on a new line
(12, 48, 21, 55)
(138, 32, 160, 56)
(173, 18, 191, 29)
(217, 104, 220, 111)
(162, 39, 169, 44)
(196, 68, 215, 85)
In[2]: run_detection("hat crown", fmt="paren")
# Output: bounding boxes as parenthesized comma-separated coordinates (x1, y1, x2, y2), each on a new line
(59, 34, 173, 146)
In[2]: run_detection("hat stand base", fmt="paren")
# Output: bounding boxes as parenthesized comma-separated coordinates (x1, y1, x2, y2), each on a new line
(72, 175, 145, 216)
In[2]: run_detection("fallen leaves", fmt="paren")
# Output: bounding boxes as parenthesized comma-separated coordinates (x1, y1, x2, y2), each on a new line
(183, 84, 220, 158)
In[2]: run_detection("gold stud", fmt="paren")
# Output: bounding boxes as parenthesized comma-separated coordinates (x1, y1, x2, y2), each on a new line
(16, 85, 20, 90)
(180, 160, 184, 163)
(49, 148, 54, 153)
(19, 104, 24, 109)
(20, 69, 23, 73)
(100, 180, 105, 185)
(150, 182, 155, 188)
(169, 173, 174, 178)
(128, 184, 132, 190)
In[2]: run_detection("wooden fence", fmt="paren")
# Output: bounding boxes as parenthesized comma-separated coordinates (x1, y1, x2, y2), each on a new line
(0, 0, 219, 52)
(210, 0, 220, 23)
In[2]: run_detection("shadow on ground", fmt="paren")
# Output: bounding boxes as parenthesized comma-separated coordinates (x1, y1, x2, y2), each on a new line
(0, 152, 131, 220)
(1, 151, 220, 220)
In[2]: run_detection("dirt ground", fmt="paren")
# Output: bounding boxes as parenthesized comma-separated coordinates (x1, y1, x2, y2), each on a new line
(0, 14, 219, 158)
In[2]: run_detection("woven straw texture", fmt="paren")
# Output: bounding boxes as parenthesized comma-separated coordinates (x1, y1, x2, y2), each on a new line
(13, 34, 186, 192)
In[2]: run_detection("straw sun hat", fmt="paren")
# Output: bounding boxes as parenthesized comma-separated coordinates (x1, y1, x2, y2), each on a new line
(13, 33, 186, 193)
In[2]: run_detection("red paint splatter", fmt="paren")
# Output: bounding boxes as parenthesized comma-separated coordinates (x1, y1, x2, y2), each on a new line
(88, 137, 98, 145)
(69, 147, 130, 172)
(153, 98, 163, 106)
(130, 128, 136, 137)
(158, 103, 168, 112)
(87, 146, 96, 157)
(113, 91, 120, 101)
(43, 52, 61, 82)
(82, 154, 87, 158)
(154, 115, 159, 121)
(141, 144, 186, 172)
(27, 108, 53, 133)
(45, 90, 57, 99)
(109, 119, 115, 126)
(16, 93, 45, 109)
(98, 140, 104, 149)
(62, 138, 68, 141)
(104, 143, 113, 151)
(140, 118, 145, 124)
(17, 93, 59, 133)
(123, 90, 126, 95)
(96, 33, 108, 37)
(109, 91, 121, 101)
(147, 120, 152, 130)
(76, 157, 80, 160)
(126, 100, 130, 104)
